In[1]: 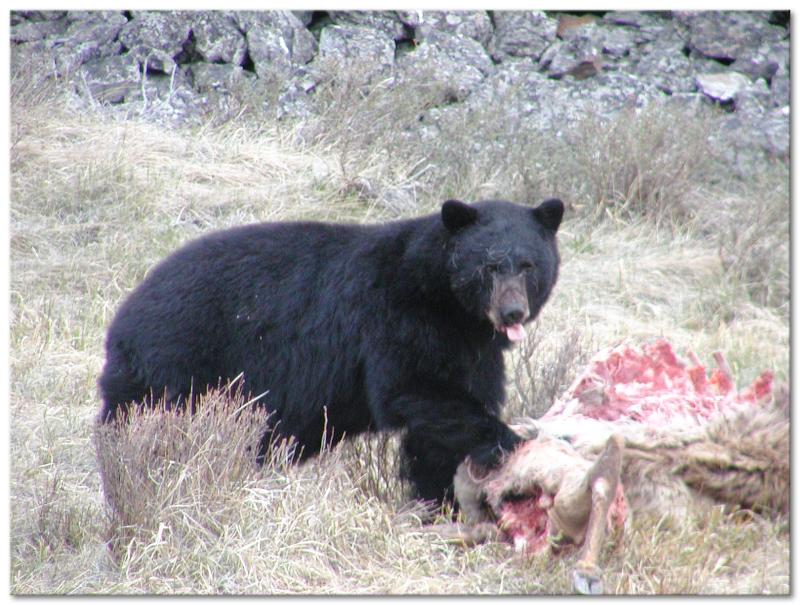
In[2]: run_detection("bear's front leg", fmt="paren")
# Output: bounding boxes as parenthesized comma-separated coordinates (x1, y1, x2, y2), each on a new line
(393, 392, 524, 504)
(466, 424, 525, 469)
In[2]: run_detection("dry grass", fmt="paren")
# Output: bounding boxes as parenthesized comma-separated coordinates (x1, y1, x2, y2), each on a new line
(557, 104, 716, 223)
(91, 388, 432, 594)
(508, 323, 593, 420)
(9, 47, 789, 595)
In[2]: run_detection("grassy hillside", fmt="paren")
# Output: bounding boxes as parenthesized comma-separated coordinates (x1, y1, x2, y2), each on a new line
(9, 54, 789, 594)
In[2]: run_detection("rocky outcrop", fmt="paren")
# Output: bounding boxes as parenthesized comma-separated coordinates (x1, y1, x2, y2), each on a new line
(10, 10, 790, 170)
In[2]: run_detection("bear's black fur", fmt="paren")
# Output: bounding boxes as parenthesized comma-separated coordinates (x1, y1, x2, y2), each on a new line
(98, 198, 564, 503)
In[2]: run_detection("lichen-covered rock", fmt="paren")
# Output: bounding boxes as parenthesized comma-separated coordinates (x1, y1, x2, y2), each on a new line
(188, 63, 254, 93)
(190, 12, 247, 66)
(328, 10, 407, 40)
(395, 31, 493, 102)
(674, 11, 788, 63)
(292, 11, 314, 27)
(10, 16, 68, 43)
(469, 62, 658, 134)
(464, 60, 562, 118)
(140, 67, 193, 103)
(238, 11, 317, 78)
(490, 11, 557, 61)
(713, 105, 790, 176)
(410, 11, 493, 47)
(119, 11, 192, 73)
(540, 37, 599, 80)
(276, 73, 318, 120)
(317, 24, 395, 75)
(77, 54, 140, 104)
(697, 72, 750, 103)
(628, 24, 697, 95)
(11, 10, 67, 24)
(60, 12, 127, 69)
(602, 10, 670, 30)
(551, 71, 656, 125)
(770, 73, 790, 108)
(594, 22, 640, 59)
(542, 18, 642, 80)
(731, 55, 779, 83)
(734, 78, 775, 117)
(13, 12, 127, 76)
(696, 72, 751, 103)
(759, 107, 790, 158)
(65, 12, 127, 46)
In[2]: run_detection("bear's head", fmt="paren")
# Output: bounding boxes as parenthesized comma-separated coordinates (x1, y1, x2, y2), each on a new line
(442, 198, 563, 343)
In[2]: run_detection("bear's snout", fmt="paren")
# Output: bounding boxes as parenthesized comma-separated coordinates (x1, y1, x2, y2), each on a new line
(500, 303, 527, 326)
(486, 274, 530, 342)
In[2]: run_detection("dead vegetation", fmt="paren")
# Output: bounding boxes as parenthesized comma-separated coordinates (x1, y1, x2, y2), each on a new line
(9, 50, 789, 595)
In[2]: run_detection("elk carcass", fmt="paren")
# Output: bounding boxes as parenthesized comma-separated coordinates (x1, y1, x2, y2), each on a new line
(430, 339, 787, 594)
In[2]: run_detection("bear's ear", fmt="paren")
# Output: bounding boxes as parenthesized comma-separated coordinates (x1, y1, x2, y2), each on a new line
(441, 199, 479, 232)
(532, 198, 564, 232)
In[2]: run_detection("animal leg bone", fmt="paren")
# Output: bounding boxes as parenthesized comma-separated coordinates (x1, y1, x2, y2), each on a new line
(571, 433, 624, 595)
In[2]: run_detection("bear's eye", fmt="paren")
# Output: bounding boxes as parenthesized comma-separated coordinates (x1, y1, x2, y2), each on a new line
(484, 262, 501, 274)
(519, 260, 535, 272)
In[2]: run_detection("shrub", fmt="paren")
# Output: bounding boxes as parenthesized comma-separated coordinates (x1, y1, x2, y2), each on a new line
(507, 324, 592, 420)
(93, 385, 291, 550)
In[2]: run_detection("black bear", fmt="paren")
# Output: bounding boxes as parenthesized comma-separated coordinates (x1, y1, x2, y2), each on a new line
(98, 198, 563, 503)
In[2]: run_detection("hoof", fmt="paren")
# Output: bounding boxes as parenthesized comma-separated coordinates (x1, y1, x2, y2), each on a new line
(572, 566, 604, 595)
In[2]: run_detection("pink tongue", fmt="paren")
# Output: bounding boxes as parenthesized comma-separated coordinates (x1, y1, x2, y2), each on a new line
(505, 323, 526, 342)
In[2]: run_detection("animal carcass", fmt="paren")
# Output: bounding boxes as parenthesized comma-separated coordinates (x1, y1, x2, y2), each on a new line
(431, 339, 786, 594)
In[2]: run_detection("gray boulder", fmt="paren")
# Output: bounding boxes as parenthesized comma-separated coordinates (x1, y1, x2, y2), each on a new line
(275, 65, 321, 120)
(674, 11, 787, 63)
(191, 12, 247, 66)
(11, 10, 67, 24)
(543, 18, 644, 79)
(239, 11, 317, 78)
(77, 54, 140, 104)
(13, 12, 127, 76)
(713, 105, 789, 175)
(10, 16, 68, 43)
(734, 78, 775, 116)
(602, 10, 670, 31)
(189, 63, 254, 93)
(328, 11, 407, 40)
(463, 58, 656, 135)
(395, 31, 493, 102)
(119, 11, 192, 73)
(292, 11, 314, 27)
(408, 11, 493, 47)
(628, 23, 697, 95)
(490, 11, 557, 61)
(760, 107, 790, 158)
(770, 73, 790, 108)
(317, 24, 395, 75)
(696, 72, 751, 103)
(59, 12, 127, 69)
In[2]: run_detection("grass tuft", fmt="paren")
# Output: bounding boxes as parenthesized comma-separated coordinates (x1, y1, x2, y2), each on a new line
(558, 104, 716, 223)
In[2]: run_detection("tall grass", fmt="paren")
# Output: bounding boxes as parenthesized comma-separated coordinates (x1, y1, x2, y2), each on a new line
(9, 46, 789, 595)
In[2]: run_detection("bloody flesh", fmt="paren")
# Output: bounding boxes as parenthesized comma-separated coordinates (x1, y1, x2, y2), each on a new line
(496, 339, 774, 554)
